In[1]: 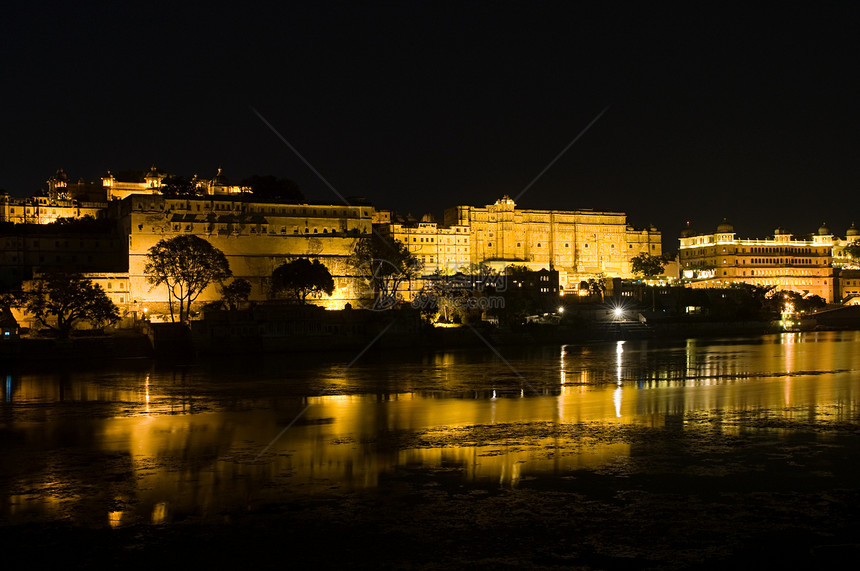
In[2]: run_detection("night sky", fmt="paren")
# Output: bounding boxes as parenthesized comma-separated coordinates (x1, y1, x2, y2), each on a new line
(3, 2, 858, 249)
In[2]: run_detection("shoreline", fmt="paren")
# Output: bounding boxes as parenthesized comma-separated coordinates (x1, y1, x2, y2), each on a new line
(0, 319, 835, 363)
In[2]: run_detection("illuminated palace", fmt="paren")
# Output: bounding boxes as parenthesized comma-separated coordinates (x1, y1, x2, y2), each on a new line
(2, 168, 373, 321)
(374, 211, 472, 275)
(5, 170, 665, 319)
(678, 220, 837, 302)
(0, 167, 249, 225)
(121, 195, 372, 314)
(440, 196, 662, 288)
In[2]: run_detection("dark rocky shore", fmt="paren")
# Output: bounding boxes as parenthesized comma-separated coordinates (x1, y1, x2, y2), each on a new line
(0, 319, 785, 362)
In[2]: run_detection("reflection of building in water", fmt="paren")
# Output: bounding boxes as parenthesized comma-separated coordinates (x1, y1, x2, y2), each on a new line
(679, 220, 836, 302)
(7, 335, 860, 526)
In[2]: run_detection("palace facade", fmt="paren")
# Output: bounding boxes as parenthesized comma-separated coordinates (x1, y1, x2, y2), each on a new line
(441, 196, 662, 289)
(118, 194, 373, 316)
(5, 169, 671, 322)
(377, 213, 472, 275)
(102, 166, 249, 200)
(1, 167, 250, 226)
(679, 220, 837, 302)
(0, 193, 106, 225)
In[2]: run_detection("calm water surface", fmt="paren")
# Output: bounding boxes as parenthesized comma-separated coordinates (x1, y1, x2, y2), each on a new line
(3, 330, 860, 527)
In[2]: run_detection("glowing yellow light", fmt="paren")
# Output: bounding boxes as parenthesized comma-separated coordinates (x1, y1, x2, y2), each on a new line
(152, 502, 167, 524)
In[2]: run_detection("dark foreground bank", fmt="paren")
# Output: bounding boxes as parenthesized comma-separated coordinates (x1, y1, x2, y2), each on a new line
(1, 319, 784, 361)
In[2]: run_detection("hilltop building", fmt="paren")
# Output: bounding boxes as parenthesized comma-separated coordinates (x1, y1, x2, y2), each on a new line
(678, 220, 836, 302)
(101, 166, 250, 201)
(0, 167, 253, 226)
(0, 193, 107, 225)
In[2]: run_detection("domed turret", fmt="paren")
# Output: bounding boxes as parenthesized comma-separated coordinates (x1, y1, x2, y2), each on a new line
(818, 222, 831, 235)
(679, 221, 696, 238)
(47, 168, 70, 199)
(212, 167, 229, 186)
(145, 165, 162, 188)
(847, 222, 859, 238)
(716, 218, 734, 233)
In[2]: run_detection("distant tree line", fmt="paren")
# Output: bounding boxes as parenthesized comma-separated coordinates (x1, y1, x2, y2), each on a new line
(155, 173, 305, 202)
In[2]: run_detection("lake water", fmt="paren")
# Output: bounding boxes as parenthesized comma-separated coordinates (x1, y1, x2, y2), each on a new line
(3, 330, 860, 530)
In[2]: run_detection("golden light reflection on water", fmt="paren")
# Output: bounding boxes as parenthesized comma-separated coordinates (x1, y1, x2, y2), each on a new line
(4, 331, 860, 525)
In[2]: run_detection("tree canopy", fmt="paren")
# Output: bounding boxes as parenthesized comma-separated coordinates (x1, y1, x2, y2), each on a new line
(350, 233, 421, 309)
(270, 258, 335, 304)
(780, 290, 827, 313)
(844, 239, 860, 261)
(489, 265, 550, 325)
(631, 253, 665, 277)
(160, 175, 203, 197)
(144, 235, 232, 322)
(25, 273, 119, 338)
(219, 278, 252, 310)
(240, 175, 304, 202)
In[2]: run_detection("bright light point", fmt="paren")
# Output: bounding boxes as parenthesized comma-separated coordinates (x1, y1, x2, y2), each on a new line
(613, 307, 623, 317)
(558, 306, 565, 314)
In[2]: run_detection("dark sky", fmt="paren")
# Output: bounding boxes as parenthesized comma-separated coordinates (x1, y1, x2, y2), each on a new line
(2, 1, 858, 248)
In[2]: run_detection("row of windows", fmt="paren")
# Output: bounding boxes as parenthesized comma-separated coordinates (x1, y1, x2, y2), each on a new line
(141, 201, 368, 218)
(7, 208, 77, 215)
(32, 255, 98, 263)
(483, 242, 584, 249)
(749, 246, 819, 254)
(17, 240, 109, 248)
(748, 258, 816, 265)
(396, 226, 467, 234)
(171, 223, 352, 235)
(747, 270, 826, 279)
